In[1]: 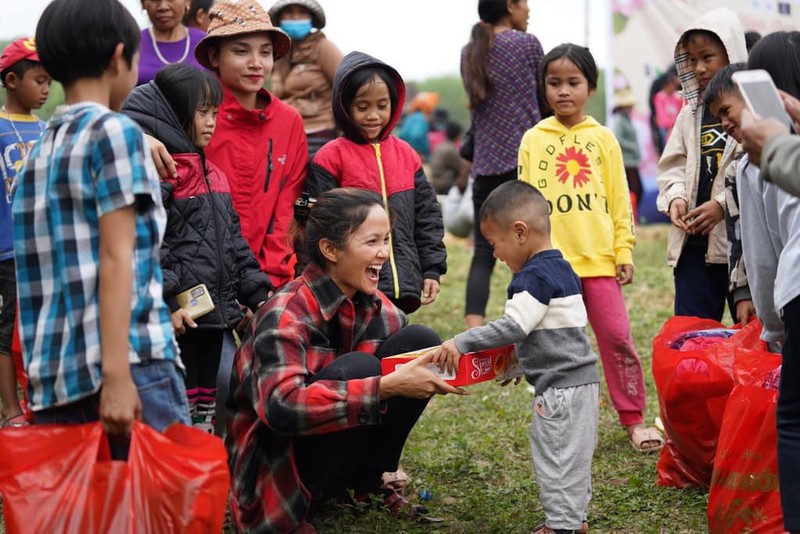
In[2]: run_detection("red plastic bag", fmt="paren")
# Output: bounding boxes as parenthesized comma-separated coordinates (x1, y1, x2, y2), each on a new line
(10, 314, 31, 420)
(708, 348, 784, 533)
(0, 421, 230, 533)
(652, 317, 766, 488)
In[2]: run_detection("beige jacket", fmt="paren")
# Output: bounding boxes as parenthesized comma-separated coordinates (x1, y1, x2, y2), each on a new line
(271, 31, 343, 133)
(656, 8, 747, 267)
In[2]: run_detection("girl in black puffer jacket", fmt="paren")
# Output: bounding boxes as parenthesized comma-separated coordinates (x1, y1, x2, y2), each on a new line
(122, 64, 271, 434)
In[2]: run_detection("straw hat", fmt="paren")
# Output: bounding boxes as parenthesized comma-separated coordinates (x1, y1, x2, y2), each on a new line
(613, 89, 636, 109)
(194, 0, 292, 70)
(268, 0, 326, 29)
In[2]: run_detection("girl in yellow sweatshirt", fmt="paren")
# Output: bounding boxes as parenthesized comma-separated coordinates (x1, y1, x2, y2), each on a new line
(518, 43, 663, 453)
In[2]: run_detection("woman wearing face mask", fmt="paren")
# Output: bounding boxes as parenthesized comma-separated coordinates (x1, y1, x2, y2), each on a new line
(138, 0, 207, 85)
(269, 0, 344, 159)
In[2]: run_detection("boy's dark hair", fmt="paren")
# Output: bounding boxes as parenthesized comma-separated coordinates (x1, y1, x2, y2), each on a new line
(745, 30, 762, 52)
(480, 181, 551, 233)
(184, 0, 215, 26)
(1, 59, 38, 88)
(680, 29, 724, 50)
(702, 62, 747, 109)
(541, 43, 598, 91)
(748, 31, 800, 100)
(155, 64, 223, 143)
(293, 188, 387, 267)
(35, 0, 140, 87)
(342, 67, 399, 118)
(445, 121, 462, 142)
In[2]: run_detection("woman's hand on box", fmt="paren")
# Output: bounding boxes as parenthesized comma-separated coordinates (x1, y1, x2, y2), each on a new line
(379, 351, 467, 400)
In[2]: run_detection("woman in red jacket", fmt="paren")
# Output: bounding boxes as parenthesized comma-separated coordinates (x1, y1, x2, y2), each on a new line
(194, 0, 308, 289)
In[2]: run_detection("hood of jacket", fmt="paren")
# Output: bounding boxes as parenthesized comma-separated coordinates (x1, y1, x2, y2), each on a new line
(535, 115, 602, 134)
(122, 81, 196, 154)
(331, 51, 406, 144)
(674, 7, 747, 112)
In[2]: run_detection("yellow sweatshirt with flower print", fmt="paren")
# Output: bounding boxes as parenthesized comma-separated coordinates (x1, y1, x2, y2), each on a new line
(518, 115, 635, 278)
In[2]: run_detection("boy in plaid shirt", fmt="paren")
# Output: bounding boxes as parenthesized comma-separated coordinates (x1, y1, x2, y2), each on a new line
(12, 0, 189, 451)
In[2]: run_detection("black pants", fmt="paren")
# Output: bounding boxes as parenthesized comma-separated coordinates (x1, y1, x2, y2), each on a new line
(673, 244, 732, 321)
(465, 169, 517, 316)
(294, 324, 440, 502)
(779, 296, 800, 531)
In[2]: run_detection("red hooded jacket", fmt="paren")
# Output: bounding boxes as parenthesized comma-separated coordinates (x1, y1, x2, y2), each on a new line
(206, 86, 308, 288)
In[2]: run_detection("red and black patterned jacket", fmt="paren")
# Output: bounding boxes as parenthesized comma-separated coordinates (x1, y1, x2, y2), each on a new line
(307, 51, 446, 314)
(225, 263, 406, 533)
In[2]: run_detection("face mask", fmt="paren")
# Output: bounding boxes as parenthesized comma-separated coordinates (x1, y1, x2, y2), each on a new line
(280, 19, 313, 41)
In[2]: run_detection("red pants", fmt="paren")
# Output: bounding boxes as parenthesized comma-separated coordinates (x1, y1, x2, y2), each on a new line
(581, 276, 646, 427)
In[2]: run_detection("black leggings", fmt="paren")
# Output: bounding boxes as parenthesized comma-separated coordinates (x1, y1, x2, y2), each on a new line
(779, 296, 800, 530)
(293, 324, 441, 502)
(465, 169, 517, 316)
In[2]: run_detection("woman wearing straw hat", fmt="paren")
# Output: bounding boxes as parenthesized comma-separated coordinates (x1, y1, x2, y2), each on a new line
(269, 0, 344, 159)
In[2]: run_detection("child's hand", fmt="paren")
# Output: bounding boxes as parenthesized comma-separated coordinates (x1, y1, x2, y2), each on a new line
(668, 198, 689, 231)
(171, 308, 197, 336)
(145, 134, 178, 179)
(99, 372, 141, 437)
(616, 264, 634, 285)
(685, 199, 724, 236)
(736, 299, 757, 326)
(421, 279, 440, 305)
(430, 339, 462, 375)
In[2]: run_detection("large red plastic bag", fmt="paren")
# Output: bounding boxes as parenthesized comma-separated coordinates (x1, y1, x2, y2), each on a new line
(708, 348, 784, 533)
(0, 421, 230, 533)
(652, 317, 765, 488)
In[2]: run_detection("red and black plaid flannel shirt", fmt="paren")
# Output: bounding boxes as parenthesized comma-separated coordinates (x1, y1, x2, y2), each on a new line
(226, 263, 406, 533)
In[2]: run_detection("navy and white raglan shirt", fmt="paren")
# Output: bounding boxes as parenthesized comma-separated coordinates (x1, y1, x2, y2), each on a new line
(454, 249, 599, 394)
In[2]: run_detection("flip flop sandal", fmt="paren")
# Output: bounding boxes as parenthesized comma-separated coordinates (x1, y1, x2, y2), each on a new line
(0, 414, 29, 428)
(628, 425, 665, 453)
(532, 520, 589, 534)
(382, 489, 428, 520)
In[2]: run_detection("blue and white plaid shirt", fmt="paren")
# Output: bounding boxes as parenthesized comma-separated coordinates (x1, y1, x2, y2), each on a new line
(12, 102, 179, 410)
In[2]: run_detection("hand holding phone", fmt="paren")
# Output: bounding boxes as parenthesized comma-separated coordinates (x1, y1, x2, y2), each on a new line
(733, 69, 793, 130)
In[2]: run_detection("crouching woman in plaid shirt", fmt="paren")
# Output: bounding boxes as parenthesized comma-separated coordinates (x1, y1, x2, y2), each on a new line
(226, 188, 463, 533)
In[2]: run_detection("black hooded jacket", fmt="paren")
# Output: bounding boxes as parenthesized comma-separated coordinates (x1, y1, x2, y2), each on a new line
(122, 82, 270, 329)
(306, 52, 446, 313)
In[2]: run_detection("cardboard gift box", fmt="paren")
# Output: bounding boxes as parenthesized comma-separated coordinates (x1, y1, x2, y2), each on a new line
(380, 344, 522, 387)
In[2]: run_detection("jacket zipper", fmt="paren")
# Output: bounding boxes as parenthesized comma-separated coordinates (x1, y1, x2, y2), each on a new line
(203, 158, 227, 328)
(372, 143, 400, 299)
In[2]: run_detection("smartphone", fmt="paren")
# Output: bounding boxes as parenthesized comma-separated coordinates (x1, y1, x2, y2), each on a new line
(732, 69, 792, 129)
(175, 284, 215, 320)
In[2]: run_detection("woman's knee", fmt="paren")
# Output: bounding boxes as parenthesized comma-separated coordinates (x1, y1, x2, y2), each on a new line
(377, 325, 442, 358)
(311, 353, 381, 382)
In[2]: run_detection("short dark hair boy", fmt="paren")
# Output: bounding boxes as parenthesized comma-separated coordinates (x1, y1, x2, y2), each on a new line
(14, 0, 189, 448)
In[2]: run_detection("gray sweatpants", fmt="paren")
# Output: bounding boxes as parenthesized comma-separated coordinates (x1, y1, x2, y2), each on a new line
(530, 382, 599, 531)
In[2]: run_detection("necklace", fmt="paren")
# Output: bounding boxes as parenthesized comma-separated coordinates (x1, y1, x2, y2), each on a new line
(148, 26, 191, 66)
(1, 105, 42, 160)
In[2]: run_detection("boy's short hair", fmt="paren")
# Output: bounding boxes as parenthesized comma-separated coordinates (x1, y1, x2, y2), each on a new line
(1, 59, 38, 88)
(480, 181, 551, 234)
(445, 121, 462, 142)
(680, 29, 724, 50)
(35, 0, 140, 87)
(702, 62, 747, 109)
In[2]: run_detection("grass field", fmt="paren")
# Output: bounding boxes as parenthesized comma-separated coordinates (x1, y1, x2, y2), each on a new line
(0, 224, 710, 533)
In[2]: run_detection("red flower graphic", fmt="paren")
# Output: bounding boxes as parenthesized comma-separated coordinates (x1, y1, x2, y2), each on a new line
(555, 146, 592, 188)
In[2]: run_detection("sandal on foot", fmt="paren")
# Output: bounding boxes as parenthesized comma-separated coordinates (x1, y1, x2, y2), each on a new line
(627, 425, 664, 453)
(532, 521, 589, 534)
(380, 466, 409, 491)
(0, 414, 29, 428)
(382, 489, 428, 520)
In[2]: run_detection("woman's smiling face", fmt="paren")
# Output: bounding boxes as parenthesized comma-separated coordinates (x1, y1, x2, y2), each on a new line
(324, 204, 391, 298)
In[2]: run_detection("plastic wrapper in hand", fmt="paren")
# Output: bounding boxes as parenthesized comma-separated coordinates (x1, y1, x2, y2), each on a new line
(652, 317, 766, 488)
(708, 348, 783, 533)
(0, 421, 230, 533)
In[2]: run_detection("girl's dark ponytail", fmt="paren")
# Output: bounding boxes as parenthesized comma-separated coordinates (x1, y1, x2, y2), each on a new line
(464, 22, 494, 109)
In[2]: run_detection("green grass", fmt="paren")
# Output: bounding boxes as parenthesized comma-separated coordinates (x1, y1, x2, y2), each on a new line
(0, 225, 709, 533)
(309, 224, 709, 533)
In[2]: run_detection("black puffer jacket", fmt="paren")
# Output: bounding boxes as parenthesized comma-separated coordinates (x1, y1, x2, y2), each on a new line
(307, 52, 446, 313)
(122, 82, 270, 329)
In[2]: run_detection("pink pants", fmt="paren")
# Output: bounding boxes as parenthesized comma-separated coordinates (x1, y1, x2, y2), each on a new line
(581, 277, 646, 427)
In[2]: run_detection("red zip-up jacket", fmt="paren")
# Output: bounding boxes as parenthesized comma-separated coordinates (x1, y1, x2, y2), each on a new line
(206, 86, 308, 288)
